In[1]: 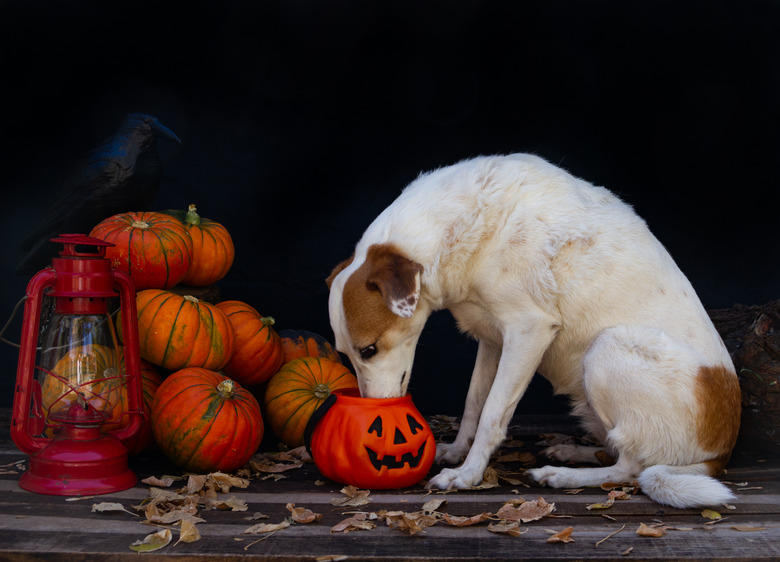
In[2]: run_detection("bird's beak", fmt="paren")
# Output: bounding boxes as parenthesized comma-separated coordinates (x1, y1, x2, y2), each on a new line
(152, 120, 182, 143)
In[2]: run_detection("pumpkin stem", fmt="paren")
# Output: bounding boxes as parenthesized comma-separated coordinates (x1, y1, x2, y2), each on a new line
(312, 384, 330, 400)
(184, 295, 199, 303)
(131, 220, 150, 229)
(185, 203, 202, 227)
(261, 316, 276, 326)
(217, 379, 235, 399)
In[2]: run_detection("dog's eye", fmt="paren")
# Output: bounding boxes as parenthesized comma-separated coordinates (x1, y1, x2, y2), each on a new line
(358, 344, 378, 360)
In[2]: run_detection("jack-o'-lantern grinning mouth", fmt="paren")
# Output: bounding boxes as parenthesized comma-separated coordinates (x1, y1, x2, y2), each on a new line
(365, 441, 428, 471)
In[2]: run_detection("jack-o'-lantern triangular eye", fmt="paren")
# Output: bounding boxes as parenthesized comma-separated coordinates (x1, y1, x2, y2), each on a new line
(368, 416, 382, 437)
(407, 414, 423, 435)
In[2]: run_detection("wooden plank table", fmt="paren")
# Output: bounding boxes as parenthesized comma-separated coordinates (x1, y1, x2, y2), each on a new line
(1, 412, 778, 561)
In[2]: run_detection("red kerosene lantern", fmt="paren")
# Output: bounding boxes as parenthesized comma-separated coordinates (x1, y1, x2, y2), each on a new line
(11, 234, 144, 495)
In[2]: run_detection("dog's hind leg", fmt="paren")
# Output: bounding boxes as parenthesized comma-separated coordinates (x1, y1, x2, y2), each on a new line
(435, 340, 501, 465)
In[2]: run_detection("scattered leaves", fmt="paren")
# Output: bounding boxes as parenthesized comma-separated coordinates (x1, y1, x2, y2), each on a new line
(175, 519, 202, 545)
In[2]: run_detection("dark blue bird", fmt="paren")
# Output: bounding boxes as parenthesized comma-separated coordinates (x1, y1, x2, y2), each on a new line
(17, 113, 181, 275)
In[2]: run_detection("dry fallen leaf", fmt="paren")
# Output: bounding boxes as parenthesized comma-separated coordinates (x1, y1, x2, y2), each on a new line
(91, 502, 138, 517)
(244, 520, 292, 535)
(422, 498, 447, 513)
(731, 525, 767, 532)
(129, 529, 172, 552)
(487, 521, 528, 537)
(547, 526, 575, 543)
(330, 512, 377, 533)
(636, 522, 666, 538)
(384, 510, 440, 535)
(286, 503, 323, 524)
(495, 497, 555, 523)
(701, 509, 722, 520)
(441, 512, 492, 527)
(175, 519, 201, 544)
(142, 475, 176, 487)
(330, 486, 372, 507)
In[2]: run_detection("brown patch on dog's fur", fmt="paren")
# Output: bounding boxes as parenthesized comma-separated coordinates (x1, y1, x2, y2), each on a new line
(696, 364, 741, 475)
(340, 244, 415, 348)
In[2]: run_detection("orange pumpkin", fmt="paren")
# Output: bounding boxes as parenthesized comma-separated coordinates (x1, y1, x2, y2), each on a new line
(278, 329, 341, 364)
(163, 204, 234, 287)
(152, 368, 263, 473)
(90, 211, 193, 290)
(131, 289, 234, 371)
(215, 300, 284, 387)
(263, 357, 358, 447)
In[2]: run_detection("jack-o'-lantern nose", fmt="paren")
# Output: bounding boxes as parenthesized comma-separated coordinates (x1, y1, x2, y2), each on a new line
(394, 428, 407, 444)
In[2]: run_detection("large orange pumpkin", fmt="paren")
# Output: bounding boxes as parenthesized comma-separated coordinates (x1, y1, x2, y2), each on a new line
(131, 289, 234, 371)
(263, 357, 358, 447)
(151, 368, 263, 473)
(163, 204, 234, 287)
(278, 329, 341, 364)
(215, 300, 284, 387)
(90, 211, 193, 290)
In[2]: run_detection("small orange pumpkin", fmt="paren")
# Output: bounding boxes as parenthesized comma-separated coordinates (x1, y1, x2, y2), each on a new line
(263, 357, 358, 448)
(278, 329, 341, 364)
(163, 204, 234, 286)
(90, 211, 193, 290)
(130, 289, 234, 371)
(215, 300, 284, 387)
(151, 368, 263, 473)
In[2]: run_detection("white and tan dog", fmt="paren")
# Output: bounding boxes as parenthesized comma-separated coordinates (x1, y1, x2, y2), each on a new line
(326, 153, 741, 508)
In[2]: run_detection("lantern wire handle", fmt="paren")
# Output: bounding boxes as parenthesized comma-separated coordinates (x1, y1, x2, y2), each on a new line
(0, 295, 28, 349)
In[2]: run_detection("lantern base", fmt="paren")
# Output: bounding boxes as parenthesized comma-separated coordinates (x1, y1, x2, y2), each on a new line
(19, 426, 136, 496)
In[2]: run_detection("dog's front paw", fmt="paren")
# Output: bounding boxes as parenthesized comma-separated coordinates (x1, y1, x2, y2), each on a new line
(526, 465, 576, 489)
(435, 442, 468, 465)
(426, 467, 484, 490)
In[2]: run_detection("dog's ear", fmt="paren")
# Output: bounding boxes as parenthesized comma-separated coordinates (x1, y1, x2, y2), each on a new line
(326, 254, 354, 289)
(365, 245, 423, 319)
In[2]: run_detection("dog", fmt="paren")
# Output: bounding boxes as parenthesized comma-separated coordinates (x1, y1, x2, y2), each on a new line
(326, 153, 741, 508)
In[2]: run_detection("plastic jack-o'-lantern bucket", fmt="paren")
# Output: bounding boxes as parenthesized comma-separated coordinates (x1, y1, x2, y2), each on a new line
(304, 388, 436, 489)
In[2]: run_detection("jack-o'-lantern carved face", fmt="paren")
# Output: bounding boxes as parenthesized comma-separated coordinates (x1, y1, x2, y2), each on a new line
(305, 389, 435, 489)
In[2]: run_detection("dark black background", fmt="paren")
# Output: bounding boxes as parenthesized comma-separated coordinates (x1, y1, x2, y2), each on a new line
(1, 0, 778, 417)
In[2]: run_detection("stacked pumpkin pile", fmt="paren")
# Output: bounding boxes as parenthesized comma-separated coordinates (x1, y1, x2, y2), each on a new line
(88, 205, 358, 473)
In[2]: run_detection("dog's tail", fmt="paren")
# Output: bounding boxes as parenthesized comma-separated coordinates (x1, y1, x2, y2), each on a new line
(636, 464, 735, 509)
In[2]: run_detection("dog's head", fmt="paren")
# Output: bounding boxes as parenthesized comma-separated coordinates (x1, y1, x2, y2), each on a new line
(327, 243, 429, 398)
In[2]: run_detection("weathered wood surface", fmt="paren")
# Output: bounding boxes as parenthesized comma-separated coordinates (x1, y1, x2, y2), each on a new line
(709, 300, 780, 448)
(1, 413, 779, 561)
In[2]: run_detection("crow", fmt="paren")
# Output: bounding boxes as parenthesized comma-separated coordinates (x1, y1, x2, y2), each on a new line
(16, 113, 181, 275)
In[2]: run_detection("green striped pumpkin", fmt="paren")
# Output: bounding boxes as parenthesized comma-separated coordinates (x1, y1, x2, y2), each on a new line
(264, 357, 358, 447)
(131, 289, 235, 371)
(151, 368, 263, 472)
